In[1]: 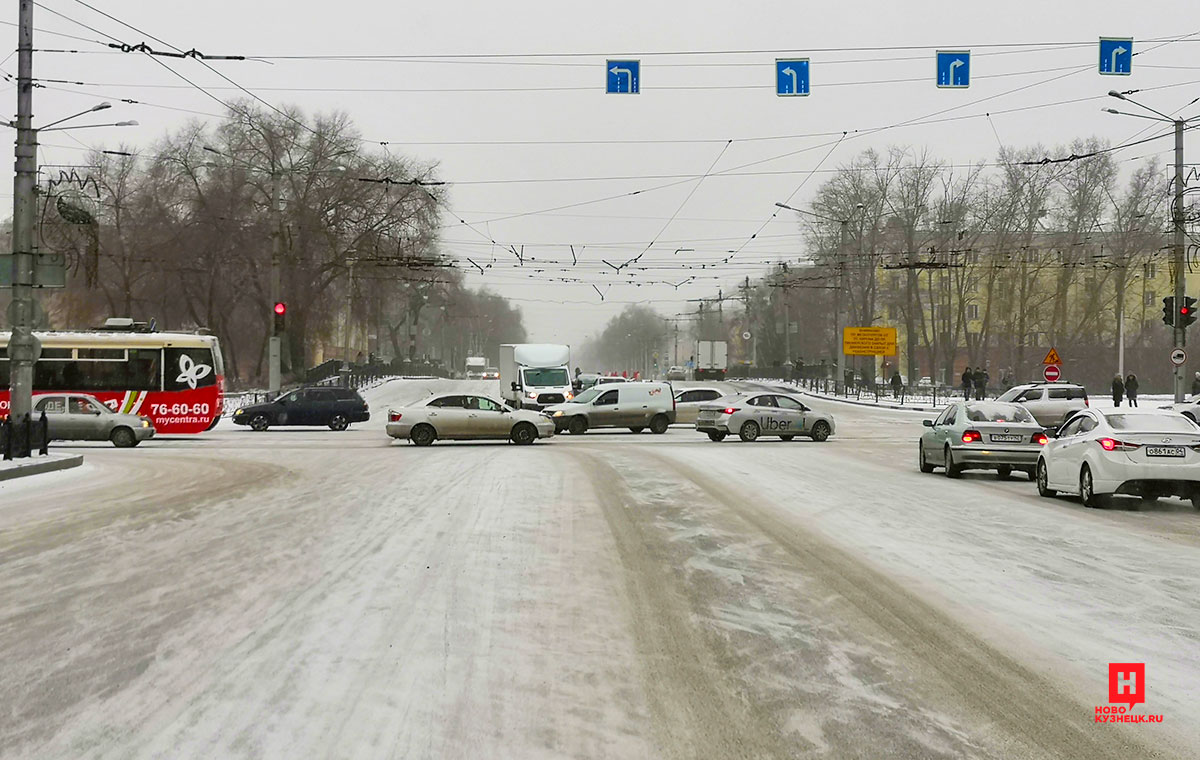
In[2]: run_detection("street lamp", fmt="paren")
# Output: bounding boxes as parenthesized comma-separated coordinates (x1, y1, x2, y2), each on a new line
(1104, 91, 1200, 402)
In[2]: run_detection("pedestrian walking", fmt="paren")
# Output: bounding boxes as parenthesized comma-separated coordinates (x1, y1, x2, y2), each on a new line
(1111, 374, 1124, 407)
(890, 370, 903, 398)
(1191, 371, 1200, 396)
(973, 366, 987, 401)
(961, 367, 973, 399)
(1125, 373, 1139, 407)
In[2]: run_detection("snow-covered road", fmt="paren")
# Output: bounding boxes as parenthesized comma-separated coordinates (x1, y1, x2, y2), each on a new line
(1, 379, 1196, 759)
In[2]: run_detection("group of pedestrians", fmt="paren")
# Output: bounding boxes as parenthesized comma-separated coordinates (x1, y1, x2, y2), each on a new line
(1110, 373, 1140, 407)
(960, 366, 990, 400)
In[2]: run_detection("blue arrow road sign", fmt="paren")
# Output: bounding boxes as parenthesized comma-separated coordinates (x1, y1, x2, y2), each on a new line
(936, 50, 970, 88)
(1099, 37, 1133, 75)
(606, 60, 640, 94)
(775, 58, 810, 96)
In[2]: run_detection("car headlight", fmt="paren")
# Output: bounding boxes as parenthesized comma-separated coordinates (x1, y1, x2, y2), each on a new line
(553, 410, 564, 417)
(141, 420, 151, 428)
(234, 409, 243, 416)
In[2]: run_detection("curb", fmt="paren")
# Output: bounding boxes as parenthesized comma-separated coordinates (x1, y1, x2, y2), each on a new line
(795, 390, 941, 413)
(0, 454, 84, 482)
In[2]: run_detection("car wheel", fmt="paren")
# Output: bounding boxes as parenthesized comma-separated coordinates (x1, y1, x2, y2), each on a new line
(996, 465, 1012, 479)
(328, 414, 349, 431)
(629, 426, 645, 433)
(649, 414, 670, 435)
(943, 446, 962, 478)
(410, 424, 436, 447)
(1036, 459, 1056, 497)
(810, 421, 831, 442)
(1079, 464, 1108, 508)
(249, 414, 270, 432)
(781, 434, 795, 442)
(110, 427, 137, 448)
(918, 442, 935, 473)
(568, 416, 588, 435)
(1191, 491, 1200, 510)
(511, 422, 537, 445)
(707, 431, 726, 442)
(739, 420, 760, 442)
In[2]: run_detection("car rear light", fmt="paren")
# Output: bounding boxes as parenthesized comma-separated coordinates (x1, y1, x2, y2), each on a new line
(1032, 432, 1048, 445)
(388, 411, 402, 423)
(1098, 437, 1140, 451)
(722, 407, 739, 415)
(961, 429, 982, 443)
(1084, 398, 1089, 406)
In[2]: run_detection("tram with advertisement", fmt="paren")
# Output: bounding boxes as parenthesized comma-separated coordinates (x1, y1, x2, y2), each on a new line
(0, 321, 225, 434)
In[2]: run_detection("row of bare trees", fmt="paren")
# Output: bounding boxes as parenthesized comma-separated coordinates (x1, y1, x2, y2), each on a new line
(717, 139, 1177, 390)
(27, 102, 525, 384)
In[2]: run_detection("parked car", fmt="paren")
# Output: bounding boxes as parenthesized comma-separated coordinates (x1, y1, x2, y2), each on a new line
(32, 393, 155, 447)
(1035, 408, 1200, 508)
(544, 381, 675, 434)
(666, 366, 688, 381)
(919, 401, 1048, 479)
(385, 393, 554, 445)
(994, 382, 1088, 427)
(673, 386, 724, 425)
(232, 387, 369, 431)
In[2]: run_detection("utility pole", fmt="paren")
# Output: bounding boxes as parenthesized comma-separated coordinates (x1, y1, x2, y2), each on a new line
(782, 278, 791, 365)
(1173, 118, 1186, 403)
(7, 0, 37, 455)
(268, 172, 282, 395)
(834, 220, 848, 394)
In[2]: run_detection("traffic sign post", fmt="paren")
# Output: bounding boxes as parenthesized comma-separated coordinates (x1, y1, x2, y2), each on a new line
(775, 58, 810, 96)
(936, 50, 970, 88)
(1171, 348, 1187, 367)
(1043, 365, 1061, 382)
(1099, 37, 1133, 76)
(606, 60, 640, 94)
(1042, 347, 1062, 365)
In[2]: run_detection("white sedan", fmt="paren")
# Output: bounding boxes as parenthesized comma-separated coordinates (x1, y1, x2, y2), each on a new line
(672, 386, 724, 425)
(385, 393, 555, 446)
(1035, 408, 1200, 508)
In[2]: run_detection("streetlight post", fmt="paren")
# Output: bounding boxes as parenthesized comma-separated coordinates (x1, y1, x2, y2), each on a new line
(1104, 91, 1197, 402)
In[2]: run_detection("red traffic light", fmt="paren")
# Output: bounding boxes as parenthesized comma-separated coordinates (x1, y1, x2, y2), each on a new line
(1182, 307, 1191, 315)
(273, 302, 287, 315)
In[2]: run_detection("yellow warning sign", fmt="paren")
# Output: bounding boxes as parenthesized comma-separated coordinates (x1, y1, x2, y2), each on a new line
(843, 326, 898, 356)
(1042, 347, 1062, 365)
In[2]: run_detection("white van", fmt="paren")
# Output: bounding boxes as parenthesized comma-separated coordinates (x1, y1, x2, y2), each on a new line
(544, 382, 676, 435)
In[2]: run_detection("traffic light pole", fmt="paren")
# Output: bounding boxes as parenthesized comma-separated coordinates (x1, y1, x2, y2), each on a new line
(1173, 118, 1186, 403)
(268, 173, 282, 396)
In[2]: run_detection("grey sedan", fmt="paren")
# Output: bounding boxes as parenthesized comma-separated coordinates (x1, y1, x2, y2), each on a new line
(33, 393, 156, 447)
(919, 401, 1047, 478)
(695, 392, 834, 442)
(385, 393, 555, 446)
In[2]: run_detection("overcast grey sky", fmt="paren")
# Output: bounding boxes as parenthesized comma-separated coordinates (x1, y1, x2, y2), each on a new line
(5, 1, 1200, 344)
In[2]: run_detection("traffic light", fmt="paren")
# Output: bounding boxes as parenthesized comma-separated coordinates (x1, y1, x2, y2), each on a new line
(1182, 297, 1198, 328)
(1163, 296, 1176, 327)
(273, 301, 287, 333)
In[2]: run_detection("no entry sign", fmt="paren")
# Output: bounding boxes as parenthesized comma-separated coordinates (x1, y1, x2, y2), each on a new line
(1043, 364, 1061, 382)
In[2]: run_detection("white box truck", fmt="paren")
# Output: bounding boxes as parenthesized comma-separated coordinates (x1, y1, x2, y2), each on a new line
(695, 340, 728, 380)
(499, 344, 573, 409)
(465, 356, 486, 379)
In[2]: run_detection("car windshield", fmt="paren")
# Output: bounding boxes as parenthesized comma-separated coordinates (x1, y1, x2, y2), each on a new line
(994, 388, 1022, 402)
(523, 367, 569, 387)
(570, 387, 603, 403)
(964, 403, 1034, 423)
(1106, 414, 1199, 433)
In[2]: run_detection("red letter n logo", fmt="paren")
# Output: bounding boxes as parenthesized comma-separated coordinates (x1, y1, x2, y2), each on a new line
(1109, 663, 1146, 710)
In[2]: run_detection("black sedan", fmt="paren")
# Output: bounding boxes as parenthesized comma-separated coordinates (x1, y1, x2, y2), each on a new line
(232, 387, 370, 431)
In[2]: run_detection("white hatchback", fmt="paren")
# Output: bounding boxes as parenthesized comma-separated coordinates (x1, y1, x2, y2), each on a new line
(1035, 409, 1200, 508)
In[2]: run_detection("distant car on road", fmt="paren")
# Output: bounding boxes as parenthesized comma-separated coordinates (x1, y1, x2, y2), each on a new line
(672, 386, 723, 425)
(233, 387, 369, 431)
(1036, 408, 1200, 508)
(666, 366, 688, 381)
(385, 393, 554, 445)
(33, 393, 155, 447)
(482, 367, 500, 380)
(994, 382, 1088, 427)
(695, 392, 834, 442)
(544, 381, 675, 434)
(919, 401, 1048, 479)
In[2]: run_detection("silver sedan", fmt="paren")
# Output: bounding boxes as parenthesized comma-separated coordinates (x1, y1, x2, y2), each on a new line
(385, 393, 555, 446)
(695, 392, 834, 442)
(672, 386, 724, 425)
(919, 401, 1048, 478)
(33, 393, 156, 447)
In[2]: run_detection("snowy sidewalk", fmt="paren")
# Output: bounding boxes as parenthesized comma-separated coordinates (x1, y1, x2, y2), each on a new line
(0, 453, 84, 482)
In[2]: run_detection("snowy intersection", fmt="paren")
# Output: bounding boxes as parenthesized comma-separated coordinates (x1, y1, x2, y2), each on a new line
(1, 379, 1198, 759)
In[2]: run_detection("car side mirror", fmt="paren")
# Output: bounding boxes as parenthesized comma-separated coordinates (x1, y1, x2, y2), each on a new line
(510, 382, 519, 391)
(922, 419, 934, 427)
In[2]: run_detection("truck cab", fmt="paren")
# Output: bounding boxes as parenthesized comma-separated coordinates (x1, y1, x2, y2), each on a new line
(499, 344, 574, 410)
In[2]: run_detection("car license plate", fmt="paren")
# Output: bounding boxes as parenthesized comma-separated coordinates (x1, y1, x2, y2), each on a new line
(989, 434, 1022, 443)
(1146, 446, 1185, 457)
